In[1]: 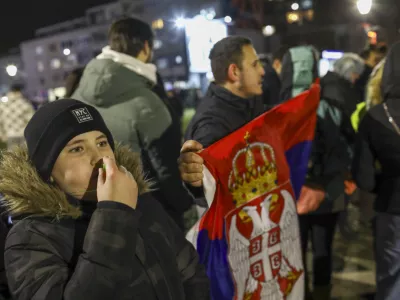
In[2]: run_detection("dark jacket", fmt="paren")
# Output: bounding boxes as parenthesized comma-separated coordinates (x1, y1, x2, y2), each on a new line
(307, 72, 359, 213)
(73, 54, 193, 228)
(185, 83, 264, 148)
(355, 64, 373, 103)
(184, 83, 264, 200)
(261, 62, 281, 111)
(352, 42, 400, 214)
(0, 145, 209, 300)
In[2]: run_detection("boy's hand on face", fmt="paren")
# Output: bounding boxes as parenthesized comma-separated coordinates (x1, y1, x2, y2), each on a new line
(97, 156, 138, 209)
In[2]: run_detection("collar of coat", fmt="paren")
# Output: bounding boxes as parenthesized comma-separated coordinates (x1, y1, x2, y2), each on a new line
(0, 144, 151, 220)
(97, 46, 158, 85)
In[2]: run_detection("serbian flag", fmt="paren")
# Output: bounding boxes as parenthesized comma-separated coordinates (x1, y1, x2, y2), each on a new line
(186, 83, 320, 300)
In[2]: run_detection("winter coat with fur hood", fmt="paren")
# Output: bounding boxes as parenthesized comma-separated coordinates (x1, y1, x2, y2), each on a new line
(0, 145, 210, 300)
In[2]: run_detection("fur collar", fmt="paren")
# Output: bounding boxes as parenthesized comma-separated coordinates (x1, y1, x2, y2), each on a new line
(0, 144, 151, 219)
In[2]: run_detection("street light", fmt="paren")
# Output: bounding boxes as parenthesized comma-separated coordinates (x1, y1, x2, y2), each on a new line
(291, 3, 300, 11)
(263, 25, 276, 36)
(357, 0, 372, 15)
(224, 16, 232, 23)
(6, 65, 17, 77)
(63, 48, 71, 56)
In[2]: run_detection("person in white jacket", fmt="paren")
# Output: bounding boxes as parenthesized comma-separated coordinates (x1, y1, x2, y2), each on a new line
(0, 84, 34, 149)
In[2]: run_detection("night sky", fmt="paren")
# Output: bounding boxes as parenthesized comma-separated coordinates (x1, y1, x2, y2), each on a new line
(0, 0, 112, 54)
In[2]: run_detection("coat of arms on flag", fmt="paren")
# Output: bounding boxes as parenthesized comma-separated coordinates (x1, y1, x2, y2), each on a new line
(186, 83, 320, 300)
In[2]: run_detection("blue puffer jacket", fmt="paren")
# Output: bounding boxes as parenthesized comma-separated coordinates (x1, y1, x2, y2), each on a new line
(306, 71, 360, 214)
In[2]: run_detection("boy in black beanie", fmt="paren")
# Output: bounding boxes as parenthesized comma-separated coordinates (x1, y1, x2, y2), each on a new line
(0, 99, 209, 300)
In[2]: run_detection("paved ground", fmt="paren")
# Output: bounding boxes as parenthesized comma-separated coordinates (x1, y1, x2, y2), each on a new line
(306, 202, 376, 300)
(331, 225, 375, 300)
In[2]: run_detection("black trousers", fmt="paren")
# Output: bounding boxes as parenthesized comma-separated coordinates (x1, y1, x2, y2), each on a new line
(299, 213, 339, 287)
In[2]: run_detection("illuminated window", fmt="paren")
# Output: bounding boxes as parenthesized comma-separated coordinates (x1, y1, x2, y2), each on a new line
(154, 40, 163, 50)
(286, 12, 300, 23)
(152, 19, 164, 30)
(50, 58, 61, 69)
(37, 61, 44, 72)
(35, 46, 43, 55)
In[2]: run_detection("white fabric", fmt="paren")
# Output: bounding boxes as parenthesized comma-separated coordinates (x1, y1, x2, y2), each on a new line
(203, 165, 217, 208)
(97, 46, 157, 84)
(185, 165, 217, 247)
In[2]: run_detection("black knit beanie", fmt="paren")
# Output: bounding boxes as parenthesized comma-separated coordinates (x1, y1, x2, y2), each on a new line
(24, 99, 115, 181)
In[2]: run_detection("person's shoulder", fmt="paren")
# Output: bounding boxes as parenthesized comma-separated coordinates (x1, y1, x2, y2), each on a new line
(7, 217, 74, 245)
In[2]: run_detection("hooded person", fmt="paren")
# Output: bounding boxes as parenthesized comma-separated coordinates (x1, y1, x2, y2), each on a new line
(0, 99, 210, 300)
(72, 17, 193, 229)
(352, 42, 400, 300)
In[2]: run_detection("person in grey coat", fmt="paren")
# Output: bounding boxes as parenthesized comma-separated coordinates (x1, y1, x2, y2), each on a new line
(73, 18, 192, 229)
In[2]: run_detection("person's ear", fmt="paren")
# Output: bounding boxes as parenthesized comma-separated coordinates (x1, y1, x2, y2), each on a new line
(227, 64, 241, 83)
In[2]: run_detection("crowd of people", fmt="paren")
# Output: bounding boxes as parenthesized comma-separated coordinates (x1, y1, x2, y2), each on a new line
(0, 15, 398, 300)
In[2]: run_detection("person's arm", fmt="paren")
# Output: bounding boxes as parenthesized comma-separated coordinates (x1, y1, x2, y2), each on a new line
(134, 92, 193, 214)
(5, 203, 139, 300)
(181, 120, 228, 202)
(352, 115, 376, 192)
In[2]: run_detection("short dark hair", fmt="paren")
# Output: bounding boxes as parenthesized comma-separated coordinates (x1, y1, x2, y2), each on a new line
(108, 17, 154, 58)
(209, 36, 252, 84)
(9, 84, 24, 93)
(273, 46, 288, 62)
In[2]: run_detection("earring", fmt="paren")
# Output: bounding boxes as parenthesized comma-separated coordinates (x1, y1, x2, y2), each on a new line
(49, 176, 55, 184)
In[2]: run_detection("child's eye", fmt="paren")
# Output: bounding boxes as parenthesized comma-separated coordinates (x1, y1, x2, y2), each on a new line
(98, 140, 108, 147)
(69, 146, 83, 153)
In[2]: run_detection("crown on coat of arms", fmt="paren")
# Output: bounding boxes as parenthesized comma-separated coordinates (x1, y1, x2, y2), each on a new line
(228, 131, 278, 208)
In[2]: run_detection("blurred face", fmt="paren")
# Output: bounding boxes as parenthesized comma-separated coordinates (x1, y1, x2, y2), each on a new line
(234, 45, 265, 98)
(51, 131, 114, 200)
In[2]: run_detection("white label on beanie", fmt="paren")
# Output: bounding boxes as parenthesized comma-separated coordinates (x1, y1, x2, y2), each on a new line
(71, 108, 93, 123)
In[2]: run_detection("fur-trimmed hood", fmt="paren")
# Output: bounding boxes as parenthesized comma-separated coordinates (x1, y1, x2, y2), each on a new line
(0, 144, 151, 219)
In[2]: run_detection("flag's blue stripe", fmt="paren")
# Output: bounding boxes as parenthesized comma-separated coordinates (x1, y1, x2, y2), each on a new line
(197, 227, 234, 300)
(285, 140, 313, 200)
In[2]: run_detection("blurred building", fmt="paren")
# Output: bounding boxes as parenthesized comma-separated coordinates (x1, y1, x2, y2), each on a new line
(20, 2, 121, 101)
(19, 0, 228, 100)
